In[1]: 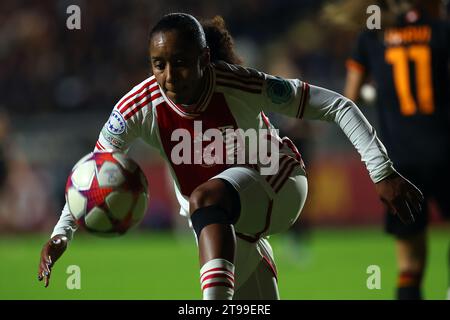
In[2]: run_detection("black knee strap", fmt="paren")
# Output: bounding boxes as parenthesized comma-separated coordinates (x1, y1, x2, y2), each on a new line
(191, 205, 233, 238)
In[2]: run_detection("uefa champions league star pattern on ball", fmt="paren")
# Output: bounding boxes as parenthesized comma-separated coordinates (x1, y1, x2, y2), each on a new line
(65, 151, 148, 236)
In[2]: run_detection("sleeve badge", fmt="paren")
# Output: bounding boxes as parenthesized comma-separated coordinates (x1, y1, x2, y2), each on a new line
(266, 77, 293, 104)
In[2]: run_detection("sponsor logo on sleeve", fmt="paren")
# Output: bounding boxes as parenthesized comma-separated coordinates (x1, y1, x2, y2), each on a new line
(266, 77, 293, 104)
(101, 127, 125, 148)
(106, 110, 126, 134)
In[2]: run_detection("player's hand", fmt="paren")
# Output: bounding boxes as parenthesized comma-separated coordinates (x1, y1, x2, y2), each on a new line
(37, 235, 68, 288)
(375, 172, 424, 224)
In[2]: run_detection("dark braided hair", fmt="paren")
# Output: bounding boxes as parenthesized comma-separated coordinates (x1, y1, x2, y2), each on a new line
(149, 13, 242, 65)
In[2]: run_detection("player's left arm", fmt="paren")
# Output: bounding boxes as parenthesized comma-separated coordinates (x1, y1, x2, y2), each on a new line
(302, 84, 423, 224)
(344, 66, 365, 102)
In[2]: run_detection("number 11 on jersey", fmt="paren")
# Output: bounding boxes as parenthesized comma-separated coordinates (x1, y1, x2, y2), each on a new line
(385, 45, 434, 116)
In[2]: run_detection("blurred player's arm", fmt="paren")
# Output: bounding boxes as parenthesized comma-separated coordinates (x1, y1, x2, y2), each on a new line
(344, 60, 365, 101)
(344, 31, 370, 102)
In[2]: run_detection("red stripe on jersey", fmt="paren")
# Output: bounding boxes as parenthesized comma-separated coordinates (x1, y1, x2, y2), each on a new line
(269, 156, 292, 188)
(117, 78, 157, 113)
(296, 82, 305, 118)
(267, 156, 289, 185)
(216, 80, 262, 94)
(297, 82, 310, 119)
(260, 111, 271, 128)
(201, 273, 234, 283)
(273, 158, 298, 193)
(202, 282, 234, 290)
(200, 267, 233, 279)
(123, 92, 162, 120)
(96, 140, 105, 150)
(262, 256, 278, 280)
(119, 86, 159, 114)
(281, 137, 301, 162)
(260, 112, 283, 144)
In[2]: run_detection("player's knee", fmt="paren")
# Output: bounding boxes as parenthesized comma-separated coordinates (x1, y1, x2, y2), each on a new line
(189, 186, 217, 216)
(189, 180, 231, 216)
(189, 180, 240, 238)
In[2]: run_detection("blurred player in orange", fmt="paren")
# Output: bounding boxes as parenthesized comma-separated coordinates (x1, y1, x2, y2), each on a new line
(39, 13, 423, 299)
(343, 0, 449, 299)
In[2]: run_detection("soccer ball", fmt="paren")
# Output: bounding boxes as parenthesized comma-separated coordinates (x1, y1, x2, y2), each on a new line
(65, 151, 148, 236)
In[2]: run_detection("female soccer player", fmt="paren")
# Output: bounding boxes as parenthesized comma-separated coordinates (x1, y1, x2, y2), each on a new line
(38, 13, 423, 300)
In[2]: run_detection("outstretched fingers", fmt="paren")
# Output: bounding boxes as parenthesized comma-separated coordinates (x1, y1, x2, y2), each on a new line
(38, 255, 53, 288)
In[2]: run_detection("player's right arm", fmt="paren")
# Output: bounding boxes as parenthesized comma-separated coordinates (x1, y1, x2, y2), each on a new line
(38, 76, 156, 287)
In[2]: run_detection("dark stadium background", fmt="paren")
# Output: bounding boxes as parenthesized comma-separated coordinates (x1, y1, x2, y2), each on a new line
(0, 0, 448, 299)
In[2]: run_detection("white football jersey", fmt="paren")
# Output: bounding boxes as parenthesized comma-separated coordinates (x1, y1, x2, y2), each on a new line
(52, 61, 396, 239)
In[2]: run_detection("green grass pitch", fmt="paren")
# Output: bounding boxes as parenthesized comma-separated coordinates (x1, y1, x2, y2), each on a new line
(1, 227, 448, 300)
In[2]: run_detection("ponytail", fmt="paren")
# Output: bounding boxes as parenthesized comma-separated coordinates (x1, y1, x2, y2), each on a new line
(201, 16, 243, 65)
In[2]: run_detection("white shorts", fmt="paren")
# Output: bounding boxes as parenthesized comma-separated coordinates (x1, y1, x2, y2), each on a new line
(234, 258, 279, 300)
(213, 165, 308, 239)
(213, 165, 308, 291)
(179, 165, 308, 293)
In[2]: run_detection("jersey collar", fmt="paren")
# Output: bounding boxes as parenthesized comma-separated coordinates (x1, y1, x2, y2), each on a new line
(158, 64, 215, 118)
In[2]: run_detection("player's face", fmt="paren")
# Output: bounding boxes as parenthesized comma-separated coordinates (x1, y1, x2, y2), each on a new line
(149, 30, 209, 105)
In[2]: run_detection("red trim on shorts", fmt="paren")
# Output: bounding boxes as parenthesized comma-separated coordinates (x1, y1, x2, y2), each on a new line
(273, 158, 298, 193)
(262, 256, 278, 281)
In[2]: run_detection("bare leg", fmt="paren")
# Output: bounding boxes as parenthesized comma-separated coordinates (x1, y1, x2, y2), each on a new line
(189, 178, 240, 299)
(396, 231, 427, 299)
(198, 223, 236, 265)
